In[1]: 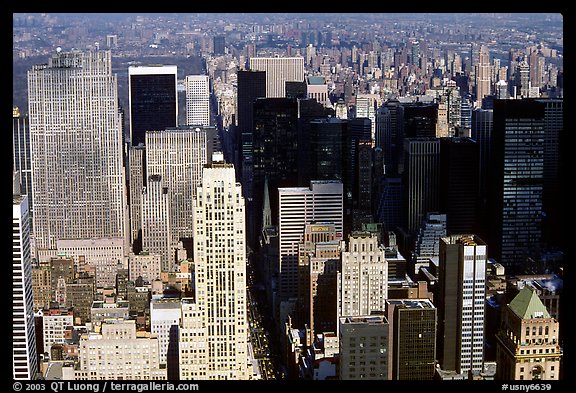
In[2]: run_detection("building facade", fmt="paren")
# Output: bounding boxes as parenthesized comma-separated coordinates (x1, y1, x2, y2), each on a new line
(179, 158, 249, 380)
(185, 75, 211, 127)
(128, 64, 178, 146)
(28, 50, 127, 252)
(496, 286, 562, 380)
(13, 194, 39, 380)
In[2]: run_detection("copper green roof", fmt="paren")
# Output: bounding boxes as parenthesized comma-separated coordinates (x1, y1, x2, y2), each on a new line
(508, 286, 550, 320)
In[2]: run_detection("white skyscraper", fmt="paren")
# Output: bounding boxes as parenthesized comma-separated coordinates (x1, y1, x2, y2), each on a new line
(179, 156, 249, 380)
(278, 181, 344, 301)
(355, 93, 378, 143)
(249, 56, 305, 98)
(438, 234, 487, 375)
(141, 175, 173, 272)
(13, 194, 38, 380)
(475, 45, 491, 108)
(27, 50, 127, 252)
(185, 75, 211, 127)
(339, 232, 388, 318)
(145, 126, 216, 242)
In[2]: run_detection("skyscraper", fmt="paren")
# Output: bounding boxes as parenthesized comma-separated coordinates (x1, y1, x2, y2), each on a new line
(386, 299, 437, 380)
(402, 137, 440, 235)
(249, 56, 305, 98)
(475, 45, 491, 108)
(179, 156, 249, 380)
(13, 194, 39, 380)
(439, 137, 480, 235)
(13, 107, 32, 213)
(489, 99, 545, 273)
(213, 35, 225, 55)
(128, 65, 178, 146)
(145, 126, 216, 243)
(28, 50, 127, 252)
(185, 75, 210, 127)
(141, 175, 172, 271)
(236, 70, 266, 184)
(278, 181, 343, 304)
(339, 231, 388, 317)
(251, 97, 300, 244)
(438, 234, 487, 375)
(495, 286, 562, 380)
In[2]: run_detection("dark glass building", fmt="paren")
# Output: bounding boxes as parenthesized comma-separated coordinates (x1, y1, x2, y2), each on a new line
(236, 70, 266, 186)
(489, 99, 545, 273)
(128, 66, 178, 146)
(439, 137, 480, 235)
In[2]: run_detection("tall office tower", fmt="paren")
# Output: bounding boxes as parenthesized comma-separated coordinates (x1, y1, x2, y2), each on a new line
(296, 223, 342, 334)
(339, 315, 390, 380)
(475, 45, 491, 108)
(401, 102, 438, 139)
(179, 158, 249, 380)
(489, 99, 545, 273)
(75, 319, 167, 380)
(297, 98, 336, 185)
(236, 70, 266, 185)
(13, 194, 39, 380)
(471, 108, 493, 240)
(13, 107, 33, 213)
(439, 137, 480, 234)
(278, 181, 343, 304)
(339, 232, 388, 318)
(141, 175, 173, 272)
(213, 35, 225, 55)
(460, 97, 473, 135)
(56, 238, 124, 289)
(128, 64, 178, 146)
(307, 118, 345, 182)
(355, 93, 378, 142)
(376, 99, 403, 175)
(28, 50, 127, 252)
(413, 212, 446, 258)
(438, 234, 487, 375)
(249, 56, 305, 98)
(514, 61, 531, 98)
(251, 97, 300, 246)
(185, 75, 210, 127)
(444, 83, 462, 136)
(150, 298, 182, 379)
(402, 138, 440, 235)
(537, 99, 564, 250)
(375, 175, 403, 233)
(529, 50, 546, 89)
(128, 144, 146, 247)
(386, 299, 437, 380)
(495, 286, 562, 380)
(145, 126, 216, 244)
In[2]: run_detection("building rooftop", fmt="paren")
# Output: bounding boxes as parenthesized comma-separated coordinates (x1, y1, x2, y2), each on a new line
(508, 286, 551, 320)
(387, 298, 435, 309)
